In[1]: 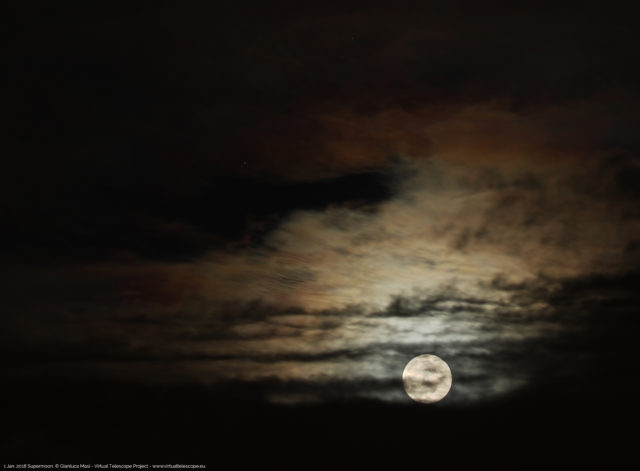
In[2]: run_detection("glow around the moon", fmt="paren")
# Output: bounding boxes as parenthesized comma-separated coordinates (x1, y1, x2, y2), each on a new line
(402, 354, 453, 403)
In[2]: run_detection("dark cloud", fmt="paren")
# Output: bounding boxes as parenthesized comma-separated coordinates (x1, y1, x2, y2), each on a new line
(1, 171, 393, 263)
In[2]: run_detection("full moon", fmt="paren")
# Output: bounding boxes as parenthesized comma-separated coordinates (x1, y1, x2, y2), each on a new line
(402, 354, 453, 403)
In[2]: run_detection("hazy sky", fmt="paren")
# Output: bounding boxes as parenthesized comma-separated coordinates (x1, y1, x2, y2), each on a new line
(4, 2, 640, 410)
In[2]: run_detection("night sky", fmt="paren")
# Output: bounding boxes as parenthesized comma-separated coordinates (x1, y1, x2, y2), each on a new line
(4, 1, 640, 467)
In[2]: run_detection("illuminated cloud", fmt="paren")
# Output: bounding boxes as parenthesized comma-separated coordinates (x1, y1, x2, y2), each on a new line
(3, 110, 637, 404)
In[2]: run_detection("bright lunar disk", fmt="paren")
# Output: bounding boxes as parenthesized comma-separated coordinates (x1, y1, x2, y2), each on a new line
(402, 354, 452, 403)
